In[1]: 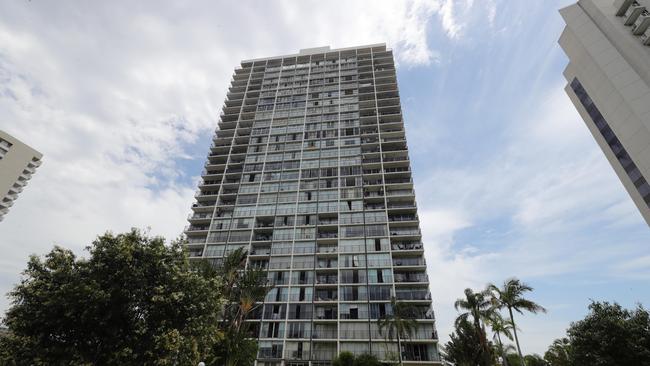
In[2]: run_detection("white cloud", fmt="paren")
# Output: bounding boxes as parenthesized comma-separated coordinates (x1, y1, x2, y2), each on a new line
(436, 0, 501, 40)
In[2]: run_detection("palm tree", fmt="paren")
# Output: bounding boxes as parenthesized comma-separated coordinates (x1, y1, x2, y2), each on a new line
(487, 312, 514, 366)
(208, 248, 269, 366)
(544, 337, 571, 366)
(454, 288, 494, 365)
(488, 278, 546, 366)
(378, 296, 418, 364)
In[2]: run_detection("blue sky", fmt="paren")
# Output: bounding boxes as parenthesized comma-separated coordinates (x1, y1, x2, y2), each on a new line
(1, 0, 649, 356)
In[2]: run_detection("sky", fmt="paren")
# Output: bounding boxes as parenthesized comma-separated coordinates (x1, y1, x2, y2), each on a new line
(1, 0, 650, 356)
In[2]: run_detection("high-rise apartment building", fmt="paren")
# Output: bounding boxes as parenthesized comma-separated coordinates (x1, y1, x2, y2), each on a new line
(185, 44, 441, 365)
(559, 0, 650, 225)
(0, 130, 42, 222)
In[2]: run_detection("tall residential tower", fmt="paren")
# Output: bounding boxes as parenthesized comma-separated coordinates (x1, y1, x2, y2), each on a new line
(559, 0, 650, 225)
(185, 44, 441, 365)
(0, 130, 42, 222)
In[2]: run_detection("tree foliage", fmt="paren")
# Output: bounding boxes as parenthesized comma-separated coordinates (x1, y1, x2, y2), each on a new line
(506, 353, 547, 366)
(444, 318, 492, 366)
(543, 338, 570, 366)
(332, 352, 380, 366)
(488, 278, 546, 366)
(0, 229, 222, 365)
(540, 301, 650, 366)
(206, 247, 268, 366)
(353, 353, 381, 366)
(453, 288, 494, 366)
(333, 351, 356, 366)
(566, 301, 650, 366)
(0, 229, 270, 366)
(487, 312, 514, 366)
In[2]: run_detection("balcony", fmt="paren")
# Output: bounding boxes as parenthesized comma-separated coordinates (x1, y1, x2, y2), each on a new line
(253, 234, 272, 242)
(184, 225, 209, 232)
(395, 273, 429, 283)
(389, 215, 418, 222)
(317, 232, 338, 241)
(392, 242, 424, 251)
(317, 245, 337, 254)
(251, 248, 271, 255)
(316, 275, 337, 285)
(317, 259, 337, 269)
(258, 348, 283, 359)
(396, 290, 431, 301)
(390, 228, 421, 237)
(393, 257, 426, 267)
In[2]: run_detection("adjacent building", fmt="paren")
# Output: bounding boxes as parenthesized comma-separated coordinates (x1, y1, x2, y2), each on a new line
(0, 130, 42, 221)
(559, 0, 650, 225)
(184, 44, 441, 365)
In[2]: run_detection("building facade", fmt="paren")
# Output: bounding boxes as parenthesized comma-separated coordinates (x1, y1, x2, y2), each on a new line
(185, 44, 441, 365)
(559, 0, 650, 225)
(0, 130, 42, 222)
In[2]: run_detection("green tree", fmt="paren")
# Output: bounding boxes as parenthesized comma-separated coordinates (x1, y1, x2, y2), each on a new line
(0, 229, 222, 365)
(443, 318, 486, 366)
(353, 353, 381, 366)
(524, 354, 547, 366)
(567, 301, 650, 365)
(454, 288, 494, 365)
(489, 278, 546, 366)
(377, 296, 418, 364)
(506, 354, 547, 366)
(206, 247, 269, 366)
(543, 338, 571, 366)
(333, 351, 356, 366)
(488, 312, 515, 366)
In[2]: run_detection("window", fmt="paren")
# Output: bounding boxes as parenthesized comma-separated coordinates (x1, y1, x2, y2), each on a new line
(340, 269, 366, 284)
(368, 269, 392, 284)
(340, 254, 365, 268)
(340, 225, 364, 238)
(292, 255, 314, 269)
(205, 245, 225, 257)
(340, 323, 369, 340)
(368, 285, 391, 300)
(570, 77, 650, 206)
(228, 230, 251, 243)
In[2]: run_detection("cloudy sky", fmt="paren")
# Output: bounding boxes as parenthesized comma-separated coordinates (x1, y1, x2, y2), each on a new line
(1, 0, 649, 356)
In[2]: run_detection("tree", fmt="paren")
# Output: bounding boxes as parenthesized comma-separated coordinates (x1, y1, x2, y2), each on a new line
(205, 247, 269, 366)
(454, 288, 494, 365)
(523, 354, 547, 366)
(487, 312, 515, 366)
(489, 278, 546, 366)
(443, 318, 486, 366)
(0, 229, 222, 365)
(506, 354, 547, 366)
(566, 301, 650, 365)
(353, 353, 381, 366)
(543, 338, 571, 366)
(377, 296, 418, 364)
(333, 351, 356, 366)
(333, 352, 381, 366)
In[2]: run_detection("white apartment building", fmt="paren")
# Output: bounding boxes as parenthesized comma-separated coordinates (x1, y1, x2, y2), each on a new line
(0, 130, 42, 222)
(559, 0, 650, 225)
(184, 44, 441, 365)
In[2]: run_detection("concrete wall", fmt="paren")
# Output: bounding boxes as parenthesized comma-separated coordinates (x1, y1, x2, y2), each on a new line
(559, 1, 650, 225)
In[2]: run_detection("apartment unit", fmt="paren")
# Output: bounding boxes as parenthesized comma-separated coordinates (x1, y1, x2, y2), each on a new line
(0, 130, 42, 221)
(185, 44, 441, 365)
(559, 0, 650, 225)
